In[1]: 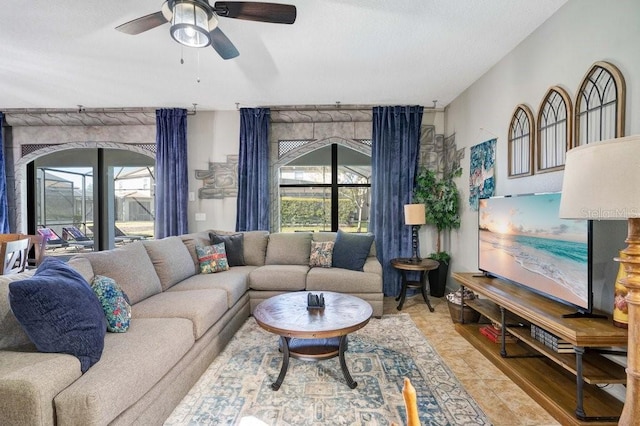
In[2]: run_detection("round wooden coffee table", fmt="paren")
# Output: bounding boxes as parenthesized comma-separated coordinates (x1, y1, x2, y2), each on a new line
(253, 291, 373, 390)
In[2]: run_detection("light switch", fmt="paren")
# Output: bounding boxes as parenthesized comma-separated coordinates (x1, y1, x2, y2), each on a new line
(195, 213, 206, 221)
(189, 192, 195, 202)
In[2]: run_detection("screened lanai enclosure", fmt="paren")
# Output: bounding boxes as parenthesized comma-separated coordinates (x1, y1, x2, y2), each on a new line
(32, 149, 155, 251)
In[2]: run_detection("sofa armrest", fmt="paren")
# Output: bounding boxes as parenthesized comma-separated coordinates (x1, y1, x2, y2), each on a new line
(0, 351, 81, 426)
(363, 257, 382, 275)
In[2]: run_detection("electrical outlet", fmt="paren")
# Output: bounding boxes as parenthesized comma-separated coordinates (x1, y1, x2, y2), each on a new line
(195, 213, 206, 221)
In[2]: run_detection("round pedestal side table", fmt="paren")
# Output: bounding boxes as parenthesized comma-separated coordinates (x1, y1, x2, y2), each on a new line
(391, 258, 439, 311)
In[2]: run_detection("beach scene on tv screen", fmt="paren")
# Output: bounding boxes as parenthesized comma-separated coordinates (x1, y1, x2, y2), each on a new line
(478, 193, 589, 309)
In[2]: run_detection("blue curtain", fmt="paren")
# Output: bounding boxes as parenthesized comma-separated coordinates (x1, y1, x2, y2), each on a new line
(0, 112, 8, 233)
(155, 108, 188, 238)
(236, 108, 270, 231)
(370, 105, 424, 296)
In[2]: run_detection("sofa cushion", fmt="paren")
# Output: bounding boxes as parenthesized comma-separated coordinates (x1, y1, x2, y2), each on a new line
(211, 230, 269, 266)
(309, 241, 334, 267)
(143, 236, 196, 291)
(265, 232, 312, 265)
(0, 351, 82, 426)
(167, 265, 256, 308)
(248, 265, 309, 291)
(90, 275, 131, 333)
(131, 289, 228, 339)
(332, 230, 374, 271)
(8, 258, 106, 373)
(196, 243, 229, 274)
(66, 257, 94, 283)
(210, 232, 245, 266)
(180, 231, 212, 273)
(0, 270, 36, 350)
(306, 267, 383, 293)
(78, 242, 162, 305)
(54, 317, 194, 426)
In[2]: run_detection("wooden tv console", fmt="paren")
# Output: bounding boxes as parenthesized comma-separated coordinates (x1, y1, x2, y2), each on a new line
(452, 272, 628, 426)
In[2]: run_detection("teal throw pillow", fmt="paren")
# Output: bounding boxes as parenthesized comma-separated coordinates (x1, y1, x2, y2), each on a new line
(91, 275, 132, 333)
(332, 230, 374, 271)
(196, 243, 229, 273)
(8, 257, 106, 373)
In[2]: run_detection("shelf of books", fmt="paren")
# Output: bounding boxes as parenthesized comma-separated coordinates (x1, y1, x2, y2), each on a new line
(452, 272, 628, 426)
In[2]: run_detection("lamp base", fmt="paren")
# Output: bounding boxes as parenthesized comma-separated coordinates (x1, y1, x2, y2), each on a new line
(617, 217, 640, 425)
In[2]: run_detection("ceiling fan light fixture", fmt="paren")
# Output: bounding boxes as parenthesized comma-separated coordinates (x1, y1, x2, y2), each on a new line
(170, 0, 211, 48)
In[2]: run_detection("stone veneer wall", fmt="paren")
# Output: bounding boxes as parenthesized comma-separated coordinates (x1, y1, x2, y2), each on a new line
(3, 110, 155, 232)
(267, 106, 458, 231)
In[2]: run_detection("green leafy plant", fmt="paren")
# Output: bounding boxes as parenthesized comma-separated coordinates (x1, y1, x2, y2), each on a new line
(413, 166, 462, 264)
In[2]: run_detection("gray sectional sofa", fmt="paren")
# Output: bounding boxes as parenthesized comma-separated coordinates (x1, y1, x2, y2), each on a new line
(0, 230, 382, 425)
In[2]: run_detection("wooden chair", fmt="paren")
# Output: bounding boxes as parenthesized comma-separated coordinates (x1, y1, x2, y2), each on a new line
(0, 238, 30, 275)
(0, 233, 47, 268)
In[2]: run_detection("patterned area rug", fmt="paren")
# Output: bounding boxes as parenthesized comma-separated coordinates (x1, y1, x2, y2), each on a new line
(165, 314, 489, 425)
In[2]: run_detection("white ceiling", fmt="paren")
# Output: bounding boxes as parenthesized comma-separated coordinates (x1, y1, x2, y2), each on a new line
(0, 0, 567, 111)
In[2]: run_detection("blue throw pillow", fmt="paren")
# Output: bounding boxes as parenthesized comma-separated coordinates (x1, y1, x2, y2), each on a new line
(332, 230, 375, 271)
(9, 257, 107, 373)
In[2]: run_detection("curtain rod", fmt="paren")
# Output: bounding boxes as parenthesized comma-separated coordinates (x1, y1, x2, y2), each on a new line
(2, 106, 196, 115)
(256, 102, 444, 112)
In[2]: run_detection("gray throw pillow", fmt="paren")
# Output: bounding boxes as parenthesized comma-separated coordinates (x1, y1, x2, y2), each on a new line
(332, 230, 374, 271)
(210, 233, 245, 266)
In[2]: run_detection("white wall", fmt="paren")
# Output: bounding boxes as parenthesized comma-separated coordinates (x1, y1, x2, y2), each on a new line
(444, 0, 640, 283)
(187, 110, 240, 232)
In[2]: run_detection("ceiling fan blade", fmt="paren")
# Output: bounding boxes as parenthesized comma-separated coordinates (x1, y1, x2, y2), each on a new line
(115, 11, 168, 35)
(214, 2, 296, 24)
(210, 27, 240, 60)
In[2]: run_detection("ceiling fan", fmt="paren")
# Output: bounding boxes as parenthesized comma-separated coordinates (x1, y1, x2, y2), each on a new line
(116, 1, 297, 60)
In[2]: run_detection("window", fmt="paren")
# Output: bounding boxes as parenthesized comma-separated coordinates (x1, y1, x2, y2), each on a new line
(537, 86, 571, 172)
(575, 61, 626, 145)
(31, 148, 154, 252)
(508, 105, 535, 178)
(278, 144, 371, 232)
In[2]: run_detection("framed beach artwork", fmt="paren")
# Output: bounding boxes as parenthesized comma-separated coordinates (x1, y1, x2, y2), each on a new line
(469, 139, 496, 211)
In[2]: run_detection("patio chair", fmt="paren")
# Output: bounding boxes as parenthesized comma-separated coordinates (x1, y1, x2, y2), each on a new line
(62, 226, 95, 250)
(114, 225, 147, 242)
(0, 237, 30, 275)
(37, 227, 70, 250)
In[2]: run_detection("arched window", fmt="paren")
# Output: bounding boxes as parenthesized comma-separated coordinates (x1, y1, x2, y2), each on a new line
(277, 140, 371, 232)
(537, 86, 572, 172)
(508, 105, 535, 178)
(575, 61, 626, 145)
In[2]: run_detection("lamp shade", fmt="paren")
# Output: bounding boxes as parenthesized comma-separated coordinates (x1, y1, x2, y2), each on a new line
(404, 204, 426, 225)
(170, 0, 212, 48)
(559, 135, 640, 220)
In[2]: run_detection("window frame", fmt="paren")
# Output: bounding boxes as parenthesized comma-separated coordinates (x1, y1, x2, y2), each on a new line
(574, 61, 626, 146)
(508, 104, 535, 178)
(536, 86, 572, 173)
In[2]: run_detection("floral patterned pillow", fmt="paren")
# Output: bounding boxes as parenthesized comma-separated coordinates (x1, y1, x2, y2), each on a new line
(309, 241, 335, 268)
(90, 275, 131, 333)
(196, 243, 229, 274)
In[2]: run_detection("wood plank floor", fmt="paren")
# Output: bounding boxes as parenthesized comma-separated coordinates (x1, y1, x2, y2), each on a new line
(383, 295, 560, 426)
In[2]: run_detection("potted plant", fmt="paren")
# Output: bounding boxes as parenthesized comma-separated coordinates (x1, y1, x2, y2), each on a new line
(413, 166, 462, 297)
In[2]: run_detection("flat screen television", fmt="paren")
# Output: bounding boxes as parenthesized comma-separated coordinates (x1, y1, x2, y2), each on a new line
(478, 192, 595, 316)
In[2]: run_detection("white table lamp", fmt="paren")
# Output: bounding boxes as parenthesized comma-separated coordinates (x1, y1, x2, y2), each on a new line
(404, 203, 426, 263)
(559, 134, 640, 424)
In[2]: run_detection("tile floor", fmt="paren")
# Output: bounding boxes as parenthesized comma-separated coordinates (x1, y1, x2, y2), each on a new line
(383, 295, 560, 426)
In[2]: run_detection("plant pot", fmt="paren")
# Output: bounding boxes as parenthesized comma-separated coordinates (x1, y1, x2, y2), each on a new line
(428, 262, 449, 297)
(447, 301, 481, 324)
